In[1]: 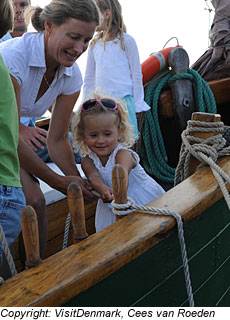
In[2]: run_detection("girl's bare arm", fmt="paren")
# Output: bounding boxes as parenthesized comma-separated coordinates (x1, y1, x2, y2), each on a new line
(82, 156, 113, 202)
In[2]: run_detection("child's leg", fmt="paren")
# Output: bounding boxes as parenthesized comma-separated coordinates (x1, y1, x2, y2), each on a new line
(122, 95, 139, 140)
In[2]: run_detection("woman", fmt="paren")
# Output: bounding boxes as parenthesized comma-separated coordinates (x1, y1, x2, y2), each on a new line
(0, 0, 99, 258)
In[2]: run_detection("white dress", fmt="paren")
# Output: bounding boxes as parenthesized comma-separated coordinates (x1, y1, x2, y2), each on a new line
(83, 33, 150, 113)
(88, 144, 165, 232)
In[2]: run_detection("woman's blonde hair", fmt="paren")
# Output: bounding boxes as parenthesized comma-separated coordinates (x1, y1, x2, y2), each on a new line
(25, 0, 99, 32)
(91, 0, 126, 50)
(0, 0, 14, 38)
(72, 93, 135, 156)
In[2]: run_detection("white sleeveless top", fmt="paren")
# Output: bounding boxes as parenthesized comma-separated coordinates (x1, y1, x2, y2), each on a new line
(88, 144, 165, 232)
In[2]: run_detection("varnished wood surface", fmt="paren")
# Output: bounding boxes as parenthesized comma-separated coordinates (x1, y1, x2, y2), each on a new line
(208, 77, 230, 105)
(0, 156, 230, 307)
(35, 117, 50, 128)
(21, 206, 41, 269)
(67, 183, 88, 242)
(112, 164, 128, 221)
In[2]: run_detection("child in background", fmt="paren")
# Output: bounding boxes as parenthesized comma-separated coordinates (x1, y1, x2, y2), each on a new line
(83, 0, 149, 139)
(72, 94, 165, 232)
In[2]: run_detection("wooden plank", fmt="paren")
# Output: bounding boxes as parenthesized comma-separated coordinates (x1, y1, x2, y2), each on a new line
(216, 223, 230, 269)
(158, 77, 230, 118)
(135, 221, 230, 307)
(35, 117, 50, 128)
(0, 156, 230, 306)
(208, 78, 230, 106)
(192, 257, 230, 306)
(216, 287, 230, 307)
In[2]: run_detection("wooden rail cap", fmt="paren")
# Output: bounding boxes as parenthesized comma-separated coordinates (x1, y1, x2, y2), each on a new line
(112, 164, 128, 220)
(21, 205, 41, 269)
(67, 182, 88, 243)
(189, 112, 221, 175)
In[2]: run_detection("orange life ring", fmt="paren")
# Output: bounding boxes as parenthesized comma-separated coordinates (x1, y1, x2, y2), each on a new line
(141, 46, 179, 85)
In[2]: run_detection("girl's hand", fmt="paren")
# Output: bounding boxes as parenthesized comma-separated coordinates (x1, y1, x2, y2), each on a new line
(19, 125, 48, 151)
(100, 186, 114, 203)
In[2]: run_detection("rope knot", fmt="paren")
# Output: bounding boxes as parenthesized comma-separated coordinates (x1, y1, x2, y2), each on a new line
(183, 120, 226, 165)
(190, 142, 219, 163)
(174, 119, 229, 185)
(111, 197, 136, 216)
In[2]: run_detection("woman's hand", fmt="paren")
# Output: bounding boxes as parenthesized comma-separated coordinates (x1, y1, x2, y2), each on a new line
(19, 124, 48, 151)
(54, 175, 97, 203)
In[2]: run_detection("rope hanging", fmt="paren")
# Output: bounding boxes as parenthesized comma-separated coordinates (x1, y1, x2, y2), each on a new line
(141, 69, 217, 183)
(112, 198, 194, 307)
(62, 212, 71, 250)
(0, 223, 17, 284)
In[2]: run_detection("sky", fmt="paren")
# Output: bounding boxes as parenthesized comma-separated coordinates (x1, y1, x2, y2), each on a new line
(31, 0, 215, 68)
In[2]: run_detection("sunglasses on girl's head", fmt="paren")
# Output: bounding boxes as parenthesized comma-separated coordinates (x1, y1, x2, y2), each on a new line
(81, 98, 118, 112)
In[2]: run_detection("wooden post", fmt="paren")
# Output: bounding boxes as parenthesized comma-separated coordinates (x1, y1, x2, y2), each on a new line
(67, 182, 88, 244)
(21, 205, 41, 269)
(189, 112, 221, 175)
(112, 164, 128, 221)
(168, 47, 196, 128)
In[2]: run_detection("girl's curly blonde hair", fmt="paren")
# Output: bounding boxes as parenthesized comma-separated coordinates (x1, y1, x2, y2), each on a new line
(72, 93, 135, 156)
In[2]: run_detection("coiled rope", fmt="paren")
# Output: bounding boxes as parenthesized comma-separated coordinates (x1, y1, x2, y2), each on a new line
(175, 119, 230, 209)
(141, 68, 217, 183)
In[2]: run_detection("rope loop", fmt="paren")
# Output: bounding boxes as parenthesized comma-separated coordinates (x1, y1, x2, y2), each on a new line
(111, 197, 135, 216)
(175, 119, 229, 185)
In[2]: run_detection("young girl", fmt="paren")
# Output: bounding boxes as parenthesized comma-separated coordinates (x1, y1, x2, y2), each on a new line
(72, 94, 165, 232)
(82, 0, 150, 139)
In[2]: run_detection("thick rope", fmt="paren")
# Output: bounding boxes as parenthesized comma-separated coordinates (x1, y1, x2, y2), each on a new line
(0, 223, 17, 283)
(141, 69, 217, 183)
(174, 120, 230, 209)
(62, 212, 71, 250)
(112, 198, 194, 307)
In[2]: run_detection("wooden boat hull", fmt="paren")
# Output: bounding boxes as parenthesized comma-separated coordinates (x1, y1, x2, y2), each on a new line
(2, 58, 230, 305)
(0, 156, 230, 306)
